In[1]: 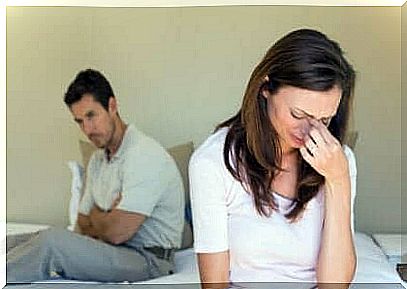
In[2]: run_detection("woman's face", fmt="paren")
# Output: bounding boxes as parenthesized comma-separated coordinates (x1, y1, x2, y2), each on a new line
(264, 84, 342, 154)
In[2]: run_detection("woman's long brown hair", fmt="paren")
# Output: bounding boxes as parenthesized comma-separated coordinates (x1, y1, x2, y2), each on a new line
(217, 29, 356, 221)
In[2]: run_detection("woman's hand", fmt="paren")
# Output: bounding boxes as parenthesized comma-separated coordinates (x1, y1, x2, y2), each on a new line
(300, 120, 356, 284)
(299, 118, 349, 186)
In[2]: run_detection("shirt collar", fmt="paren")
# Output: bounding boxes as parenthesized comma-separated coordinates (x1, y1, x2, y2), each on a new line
(104, 124, 135, 162)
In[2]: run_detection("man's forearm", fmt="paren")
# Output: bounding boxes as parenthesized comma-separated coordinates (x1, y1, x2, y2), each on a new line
(77, 213, 100, 239)
(89, 205, 144, 245)
(77, 207, 122, 243)
(88, 206, 120, 243)
(78, 200, 144, 245)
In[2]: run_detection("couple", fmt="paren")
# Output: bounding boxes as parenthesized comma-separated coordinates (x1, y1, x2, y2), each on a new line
(8, 28, 357, 288)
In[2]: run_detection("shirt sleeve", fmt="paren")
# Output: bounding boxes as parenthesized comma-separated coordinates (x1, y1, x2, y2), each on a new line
(189, 152, 229, 253)
(115, 151, 165, 216)
(343, 145, 357, 234)
(78, 154, 96, 216)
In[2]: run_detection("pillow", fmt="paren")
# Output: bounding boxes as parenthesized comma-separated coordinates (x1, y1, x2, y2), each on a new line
(166, 141, 194, 213)
(79, 139, 97, 170)
(67, 161, 84, 231)
(167, 141, 194, 249)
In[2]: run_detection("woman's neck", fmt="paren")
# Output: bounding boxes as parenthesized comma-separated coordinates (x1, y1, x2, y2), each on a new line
(280, 149, 299, 171)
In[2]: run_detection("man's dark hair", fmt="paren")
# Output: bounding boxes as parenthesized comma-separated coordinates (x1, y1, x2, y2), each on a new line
(64, 69, 115, 110)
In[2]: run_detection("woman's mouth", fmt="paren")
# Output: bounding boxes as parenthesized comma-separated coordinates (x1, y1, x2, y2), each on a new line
(291, 134, 305, 146)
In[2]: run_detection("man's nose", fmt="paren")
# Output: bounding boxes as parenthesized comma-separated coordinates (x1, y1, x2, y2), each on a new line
(82, 119, 93, 136)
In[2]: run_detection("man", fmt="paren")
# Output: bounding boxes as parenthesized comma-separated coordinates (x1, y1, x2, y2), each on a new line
(7, 69, 185, 283)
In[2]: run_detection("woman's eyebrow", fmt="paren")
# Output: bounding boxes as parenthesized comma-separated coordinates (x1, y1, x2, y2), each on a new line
(294, 108, 334, 120)
(293, 108, 314, 118)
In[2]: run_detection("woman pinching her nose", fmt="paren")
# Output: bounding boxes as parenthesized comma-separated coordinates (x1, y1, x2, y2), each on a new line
(189, 28, 357, 288)
(301, 117, 352, 194)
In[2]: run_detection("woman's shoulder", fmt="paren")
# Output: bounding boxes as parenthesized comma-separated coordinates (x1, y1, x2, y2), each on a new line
(343, 144, 357, 176)
(190, 127, 229, 167)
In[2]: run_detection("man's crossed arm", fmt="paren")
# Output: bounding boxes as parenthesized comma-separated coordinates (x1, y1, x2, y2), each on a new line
(76, 194, 146, 245)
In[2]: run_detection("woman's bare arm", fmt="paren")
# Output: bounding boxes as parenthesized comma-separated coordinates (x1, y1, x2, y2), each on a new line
(198, 251, 230, 289)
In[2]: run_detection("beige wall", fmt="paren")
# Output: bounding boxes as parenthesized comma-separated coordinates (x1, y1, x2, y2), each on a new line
(7, 8, 93, 226)
(7, 6, 403, 233)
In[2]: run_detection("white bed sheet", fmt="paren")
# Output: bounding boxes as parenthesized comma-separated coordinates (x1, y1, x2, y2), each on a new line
(352, 233, 405, 285)
(7, 223, 50, 236)
(5, 223, 406, 287)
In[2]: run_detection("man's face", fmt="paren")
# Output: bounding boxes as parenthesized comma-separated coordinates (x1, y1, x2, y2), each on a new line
(70, 94, 116, 149)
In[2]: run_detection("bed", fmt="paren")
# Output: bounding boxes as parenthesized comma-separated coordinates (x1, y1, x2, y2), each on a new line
(5, 222, 407, 288)
(5, 140, 407, 288)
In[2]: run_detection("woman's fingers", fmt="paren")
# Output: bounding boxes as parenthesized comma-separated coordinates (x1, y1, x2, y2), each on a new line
(309, 118, 337, 145)
(304, 136, 319, 157)
(299, 146, 314, 165)
(300, 119, 348, 181)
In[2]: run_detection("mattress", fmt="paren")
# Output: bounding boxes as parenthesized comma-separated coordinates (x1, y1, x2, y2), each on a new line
(5, 223, 406, 288)
(372, 234, 407, 267)
(6, 223, 50, 252)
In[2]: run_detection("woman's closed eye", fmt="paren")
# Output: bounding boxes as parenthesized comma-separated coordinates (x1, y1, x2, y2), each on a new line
(290, 111, 304, 120)
(320, 118, 331, 126)
(291, 110, 331, 126)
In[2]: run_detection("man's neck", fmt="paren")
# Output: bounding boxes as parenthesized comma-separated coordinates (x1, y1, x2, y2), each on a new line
(106, 118, 127, 158)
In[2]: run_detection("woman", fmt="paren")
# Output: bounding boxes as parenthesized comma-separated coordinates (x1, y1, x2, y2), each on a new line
(189, 29, 357, 287)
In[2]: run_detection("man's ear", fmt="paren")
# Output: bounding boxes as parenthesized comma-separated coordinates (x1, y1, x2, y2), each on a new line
(108, 97, 117, 115)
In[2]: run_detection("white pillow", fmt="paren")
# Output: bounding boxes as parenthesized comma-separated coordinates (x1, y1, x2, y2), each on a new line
(67, 161, 84, 231)
(353, 232, 404, 283)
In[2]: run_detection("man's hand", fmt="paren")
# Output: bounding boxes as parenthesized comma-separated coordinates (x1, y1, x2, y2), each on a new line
(89, 192, 122, 218)
(84, 192, 146, 245)
(77, 213, 100, 239)
(112, 192, 122, 209)
(89, 204, 109, 234)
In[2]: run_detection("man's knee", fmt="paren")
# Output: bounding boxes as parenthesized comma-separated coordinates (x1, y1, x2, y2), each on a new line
(38, 228, 71, 249)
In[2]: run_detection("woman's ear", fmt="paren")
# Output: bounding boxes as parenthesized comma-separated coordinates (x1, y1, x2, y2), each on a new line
(261, 75, 270, 99)
(261, 87, 271, 99)
(262, 90, 268, 99)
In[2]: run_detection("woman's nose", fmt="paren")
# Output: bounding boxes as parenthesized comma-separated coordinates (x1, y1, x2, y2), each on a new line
(300, 120, 311, 137)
